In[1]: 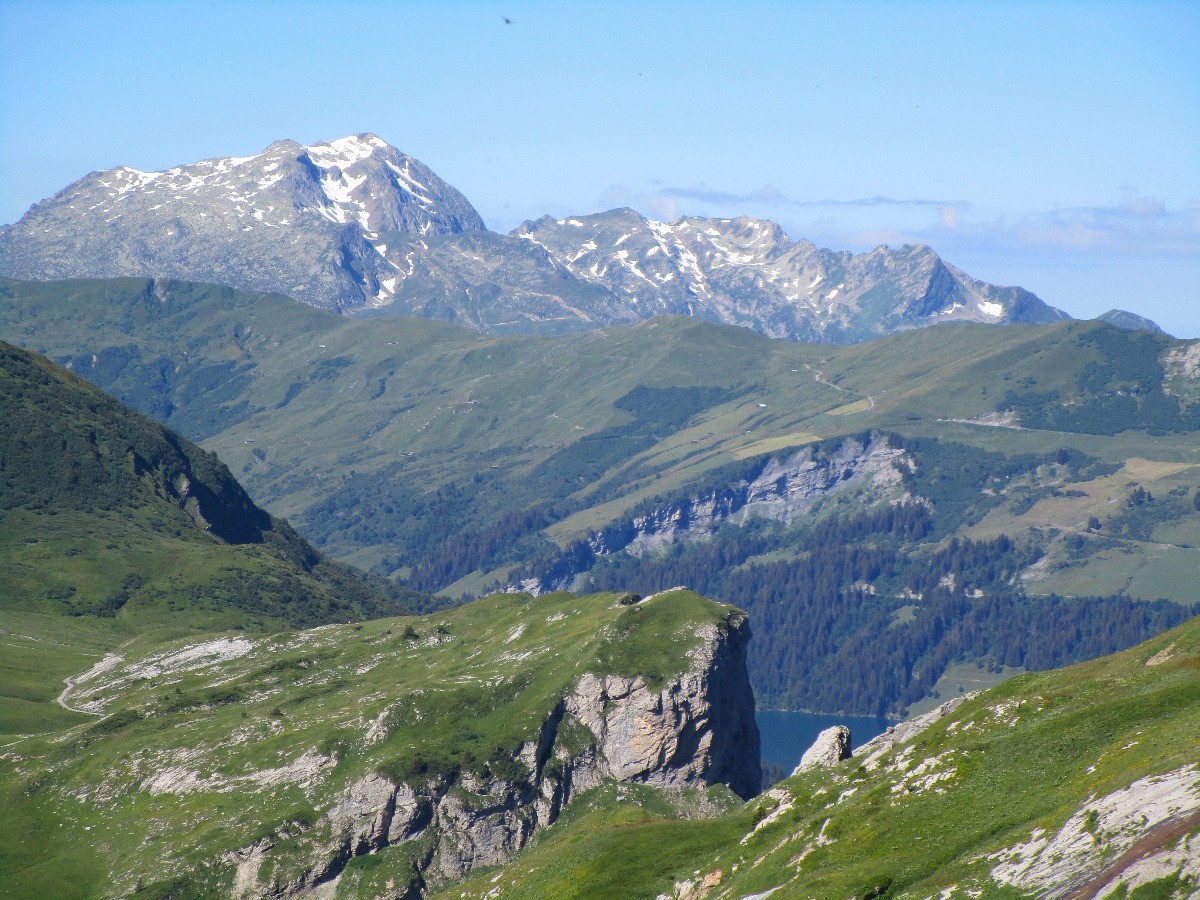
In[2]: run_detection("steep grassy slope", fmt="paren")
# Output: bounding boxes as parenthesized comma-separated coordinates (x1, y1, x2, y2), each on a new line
(0, 341, 432, 739)
(6, 278, 1199, 583)
(4, 278, 1200, 715)
(437, 612, 1200, 900)
(0, 589, 752, 899)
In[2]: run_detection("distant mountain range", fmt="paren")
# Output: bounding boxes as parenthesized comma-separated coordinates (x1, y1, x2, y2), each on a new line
(5, 133, 1160, 342)
(515, 208, 1073, 341)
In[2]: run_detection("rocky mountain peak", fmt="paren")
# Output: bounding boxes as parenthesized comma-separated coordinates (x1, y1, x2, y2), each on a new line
(0, 134, 485, 312)
(504, 208, 1067, 340)
(296, 133, 486, 235)
(1097, 308, 1167, 334)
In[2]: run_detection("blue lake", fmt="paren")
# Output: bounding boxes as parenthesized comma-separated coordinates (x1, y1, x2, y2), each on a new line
(756, 709, 892, 772)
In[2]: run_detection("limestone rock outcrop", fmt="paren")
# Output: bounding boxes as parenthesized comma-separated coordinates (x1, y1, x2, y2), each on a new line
(793, 725, 852, 774)
(232, 612, 760, 898)
(855, 693, 978, 771)
(518, 435, 911, 595)
(565, 617, 761, 801)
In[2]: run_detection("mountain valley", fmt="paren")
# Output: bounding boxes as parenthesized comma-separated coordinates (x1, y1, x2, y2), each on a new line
(2, 277, 1197, 719)
(1, 133, 1197, 899)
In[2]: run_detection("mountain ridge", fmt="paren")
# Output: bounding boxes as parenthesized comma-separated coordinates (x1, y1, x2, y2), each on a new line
(509, 208, 1067, 341)
(4, 277, 1198, 719)
(0, 338, 434, 643)
(0, 135, 1073, 342)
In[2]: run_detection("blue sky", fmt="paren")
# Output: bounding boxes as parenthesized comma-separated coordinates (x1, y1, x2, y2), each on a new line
(2, 0, 1197, 334)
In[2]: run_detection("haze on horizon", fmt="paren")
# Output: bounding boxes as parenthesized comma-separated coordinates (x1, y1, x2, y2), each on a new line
(1, 0, 1196, 336)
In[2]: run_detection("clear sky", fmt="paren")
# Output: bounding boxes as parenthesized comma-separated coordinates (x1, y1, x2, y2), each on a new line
(2, 0, 1197, 335)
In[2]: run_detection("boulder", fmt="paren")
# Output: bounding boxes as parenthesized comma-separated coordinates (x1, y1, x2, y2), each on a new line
(793, 725, 852, 774)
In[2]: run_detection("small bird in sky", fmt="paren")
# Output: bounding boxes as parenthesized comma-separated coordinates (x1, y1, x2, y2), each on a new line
(503, 16, 512, 25)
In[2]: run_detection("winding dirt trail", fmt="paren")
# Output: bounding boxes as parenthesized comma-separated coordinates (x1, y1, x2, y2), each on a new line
(55, 652, 124, 715)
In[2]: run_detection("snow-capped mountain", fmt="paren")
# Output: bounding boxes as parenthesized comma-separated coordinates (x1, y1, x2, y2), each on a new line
(0, 134, 485, 311)
(511, 209, 1067, 341)
(331, 207, 1067, 340)
(351, 229, 640, 335)
(1, 135, 1068, 339)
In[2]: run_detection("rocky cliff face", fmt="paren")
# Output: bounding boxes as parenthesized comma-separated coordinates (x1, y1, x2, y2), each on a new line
(615, 435, 907, 555)
(518, 435, 910, 594)
(228, 607, 758, 898)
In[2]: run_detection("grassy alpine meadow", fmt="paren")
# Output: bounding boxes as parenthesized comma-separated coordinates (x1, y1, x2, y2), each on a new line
(434, 612, 1200, 900)
(0, 504, 406, 741)
(0, 338, 434, 742)
(0, 588, 747, 898)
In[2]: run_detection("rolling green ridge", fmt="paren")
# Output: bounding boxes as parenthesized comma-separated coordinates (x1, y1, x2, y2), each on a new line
(4, 277, 1200, 715)
(0, 340, 435, 740)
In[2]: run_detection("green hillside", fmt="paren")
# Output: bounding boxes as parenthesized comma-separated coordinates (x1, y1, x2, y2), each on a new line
(4, 278, 1200, 715)
(0, 340, 433, 741)
(0, 588, 751, 899)
(436, 612, 1200, 900)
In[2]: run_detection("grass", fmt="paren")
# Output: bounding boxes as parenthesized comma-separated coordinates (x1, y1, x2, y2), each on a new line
(0, 505, 406, 739)
(963, 456, 1200, 604)
(826, 398, 873, 417)
(438, 564, 522, 601)
(904, 661, 1021, 717)
(0, 615, 112, 738)
(0, 588, 743, 898)
(431, 612, 1200, 899)
(0, 339, 432, 737)
(732, 431, 822, 459)
(1032, 543, 1200, 603)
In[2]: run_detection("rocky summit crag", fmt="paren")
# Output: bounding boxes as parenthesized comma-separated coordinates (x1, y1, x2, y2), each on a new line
(0, 135, 1068, 341)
